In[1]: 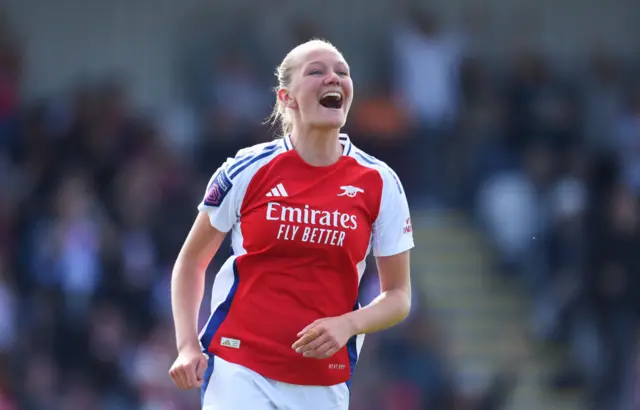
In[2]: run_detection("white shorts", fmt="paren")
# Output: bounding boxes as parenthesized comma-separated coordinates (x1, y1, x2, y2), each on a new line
(201, 355, 350, 410)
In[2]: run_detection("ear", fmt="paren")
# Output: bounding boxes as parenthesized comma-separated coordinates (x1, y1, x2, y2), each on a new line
(277, 88, 297, 109)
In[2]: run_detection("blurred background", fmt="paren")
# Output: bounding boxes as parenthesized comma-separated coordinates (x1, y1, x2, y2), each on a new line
(1, 0, 640, 409)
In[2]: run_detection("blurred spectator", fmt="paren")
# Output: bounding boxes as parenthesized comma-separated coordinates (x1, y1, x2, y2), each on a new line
(156, 99, 199, 159)
(0, 13, 22, 152)
(390, 7, 465, 206)
(29, 173, 104, 315)
(581, 184, 640, 409)
(582, 49, 626, 152)
(616, 84, 640, 195)
(58, 374, 99, 410)
(21, 353, 58, 410)
(477, 142, 555, 285)
(459, 57, 513, 207)
(206, 49, 271, 138)
(0, 256, 16, 355)
(544, 148, 588, 336)
(378, 309, 454, 410)
(391, 7, 463, 129)
(504, 49, 579, 154)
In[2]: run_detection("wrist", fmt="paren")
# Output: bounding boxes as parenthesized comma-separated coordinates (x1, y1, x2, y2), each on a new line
(177, 338, 201, 354)
(343, 311, 361, 337)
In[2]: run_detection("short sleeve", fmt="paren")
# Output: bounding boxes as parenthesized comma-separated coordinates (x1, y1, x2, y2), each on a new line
(372, 170, 415, 257)
(197, 159, 241, 233)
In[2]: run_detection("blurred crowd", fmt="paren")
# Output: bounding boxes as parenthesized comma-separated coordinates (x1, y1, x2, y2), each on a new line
(0, 5, 640, 410)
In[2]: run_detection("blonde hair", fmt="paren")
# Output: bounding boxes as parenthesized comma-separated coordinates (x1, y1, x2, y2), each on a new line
(267, 39, 341, 137)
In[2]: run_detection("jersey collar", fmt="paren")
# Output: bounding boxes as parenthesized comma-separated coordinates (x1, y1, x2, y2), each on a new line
(282, 133, 354, 157)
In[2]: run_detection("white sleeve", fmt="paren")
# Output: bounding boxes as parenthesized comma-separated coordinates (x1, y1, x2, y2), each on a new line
(197, 159, 242, 233)
(372, 169, 415, 257)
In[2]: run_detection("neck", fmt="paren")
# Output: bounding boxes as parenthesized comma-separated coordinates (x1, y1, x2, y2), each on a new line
(289, 127, 343, 166)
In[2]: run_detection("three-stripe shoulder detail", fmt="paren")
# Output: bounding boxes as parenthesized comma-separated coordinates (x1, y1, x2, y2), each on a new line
(352, 149, 403, 194)
(226, 142, 282, 180)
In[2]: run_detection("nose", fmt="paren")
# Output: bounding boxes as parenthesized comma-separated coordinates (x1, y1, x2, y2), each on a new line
(324, 71, 340, 85)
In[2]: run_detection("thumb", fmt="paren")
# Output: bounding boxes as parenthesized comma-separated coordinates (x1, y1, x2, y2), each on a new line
(196, 354, 209, 380)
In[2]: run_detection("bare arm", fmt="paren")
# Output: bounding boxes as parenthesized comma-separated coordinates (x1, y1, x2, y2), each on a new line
(292, 251, 412, 358)
(172, 212, 227, 352)
(345, 251, 412, 335)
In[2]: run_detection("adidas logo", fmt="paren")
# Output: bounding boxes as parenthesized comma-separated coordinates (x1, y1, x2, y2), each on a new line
(266, 183, 289, 197)
(220, 337, 241, 349)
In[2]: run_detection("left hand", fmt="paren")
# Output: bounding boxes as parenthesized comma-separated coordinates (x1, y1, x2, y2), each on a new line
(292, 315, 356, 359)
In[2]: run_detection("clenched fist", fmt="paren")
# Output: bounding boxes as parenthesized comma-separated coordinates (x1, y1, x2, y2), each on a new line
(169, 344, 209, 389)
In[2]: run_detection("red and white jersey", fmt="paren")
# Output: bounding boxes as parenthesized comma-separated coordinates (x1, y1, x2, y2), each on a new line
(197, 134, 414, 387)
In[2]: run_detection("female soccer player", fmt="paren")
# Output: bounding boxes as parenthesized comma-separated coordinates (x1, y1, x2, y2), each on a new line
(169, 39, 414, 409)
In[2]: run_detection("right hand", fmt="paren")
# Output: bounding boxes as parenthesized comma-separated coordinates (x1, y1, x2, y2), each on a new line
(169, 344, 209, 389)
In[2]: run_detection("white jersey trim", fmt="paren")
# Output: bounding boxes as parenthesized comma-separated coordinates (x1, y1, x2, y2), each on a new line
(282, 133, 355, 158)
(350, 146, 415, 257)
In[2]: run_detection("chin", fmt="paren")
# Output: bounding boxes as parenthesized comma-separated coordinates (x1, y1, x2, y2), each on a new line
(312, 113, 347, 130)
(311, 121, 346, 131)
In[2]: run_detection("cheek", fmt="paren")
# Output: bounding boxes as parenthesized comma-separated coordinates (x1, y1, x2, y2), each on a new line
(297, 91, 318, 113)
(344, 81, 354, 100)
(291, 83, 313, 106)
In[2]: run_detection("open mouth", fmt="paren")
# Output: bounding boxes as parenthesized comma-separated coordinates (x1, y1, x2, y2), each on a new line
(319, 91, 344, 109)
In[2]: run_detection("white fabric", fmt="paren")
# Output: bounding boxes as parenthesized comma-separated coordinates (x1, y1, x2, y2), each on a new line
(393, 24, 463, 125)
(198, 140, 285, 233)
(351, 150, 414, 257)
(202, 356, 349, 410)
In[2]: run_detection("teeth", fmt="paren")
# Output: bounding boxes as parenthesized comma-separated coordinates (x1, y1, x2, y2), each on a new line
(320, 91, 342, 100)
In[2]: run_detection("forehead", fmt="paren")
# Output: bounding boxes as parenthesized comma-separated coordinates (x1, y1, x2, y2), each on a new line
(296, 45, 348, 68)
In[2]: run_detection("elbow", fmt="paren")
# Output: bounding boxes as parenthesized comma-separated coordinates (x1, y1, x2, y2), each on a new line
(396, 290, 412, 323)
(171, 257, 188, 280)
(171, 256, 204, 282)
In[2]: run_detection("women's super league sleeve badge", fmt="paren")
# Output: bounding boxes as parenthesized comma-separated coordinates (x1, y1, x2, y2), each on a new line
(204, 170, 233, 207)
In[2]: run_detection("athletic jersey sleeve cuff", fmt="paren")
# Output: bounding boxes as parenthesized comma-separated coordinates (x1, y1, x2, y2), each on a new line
(373, 238, 415, 257)
(197, 203, 233, 233)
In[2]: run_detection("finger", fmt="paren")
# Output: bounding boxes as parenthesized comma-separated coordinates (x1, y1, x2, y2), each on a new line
(322, 346, 340, 358)
(303, 339, 335, 358)
(169, 368, 179, 387)
(195, 377, 204, 388)
(299, 333, 330, 354)
(170, 367, 187, 389)
(292, 328, 323, 351)
(292, 327, 322, 350)
(292, 332, 318, 351)
(297, 320, 322, 337)
(173, 364, 192, 389)
(196, 355, 209, 381)
(184, 363, 199, 388)
(178, 367, 193, 389)
(195, 356, 208, 387)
